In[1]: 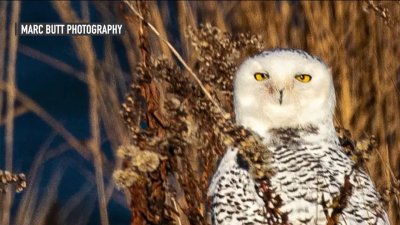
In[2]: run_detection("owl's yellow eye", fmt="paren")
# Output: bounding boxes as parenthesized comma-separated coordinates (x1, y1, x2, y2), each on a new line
(254, 72, 269, 81)
(295, 74, 312, 83)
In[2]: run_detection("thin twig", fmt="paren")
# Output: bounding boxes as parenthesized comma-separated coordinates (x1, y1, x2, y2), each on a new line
(366, 0, 399, 28)
(32, 167, 65, 225)
(2, 2, 20, 225)
(15, 133, 56, 225)
(122, 0, 226, 115)
(18, 44, 86, 83)
(0, 105, 29, 125)
(374, 146, 399, 187)
(0, 1, 7, 123)
(51, 2, 110, 225)
(0, 82, 91, 160)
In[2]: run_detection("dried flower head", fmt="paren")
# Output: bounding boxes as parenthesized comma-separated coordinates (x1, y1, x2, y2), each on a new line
(113, 169, 140, 189)
(0, 170, 27, 193)
(336, 127, 377, 167)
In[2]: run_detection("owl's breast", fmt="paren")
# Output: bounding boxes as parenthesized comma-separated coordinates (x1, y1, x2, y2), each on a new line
(267, 141, 349, 224)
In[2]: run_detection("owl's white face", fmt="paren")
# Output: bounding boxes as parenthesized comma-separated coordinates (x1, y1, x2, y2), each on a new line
(234, 49, 336, 136)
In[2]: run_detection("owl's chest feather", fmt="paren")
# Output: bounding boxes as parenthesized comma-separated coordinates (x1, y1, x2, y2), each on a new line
(209, 125, 389, 225)
(266, 126, 349, 222)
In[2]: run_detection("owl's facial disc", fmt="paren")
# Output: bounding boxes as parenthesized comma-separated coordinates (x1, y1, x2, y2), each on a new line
(234, 49, 336, 133)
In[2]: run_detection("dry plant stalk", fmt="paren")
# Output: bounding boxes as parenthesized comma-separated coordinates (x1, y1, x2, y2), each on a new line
(2, 2, 21, 225)
(52, 2, 110, 225)
(115, 14, 279, 223)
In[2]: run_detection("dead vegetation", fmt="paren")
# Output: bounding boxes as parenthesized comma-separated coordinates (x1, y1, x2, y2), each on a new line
(0, 1, 399, 225)
(0, 170, 26, 193)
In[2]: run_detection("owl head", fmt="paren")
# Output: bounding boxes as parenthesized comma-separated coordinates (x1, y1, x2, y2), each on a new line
(234, 49, 336, 135)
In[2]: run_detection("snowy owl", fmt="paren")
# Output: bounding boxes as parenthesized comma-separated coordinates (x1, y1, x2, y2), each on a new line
(208, 49, 390, 225)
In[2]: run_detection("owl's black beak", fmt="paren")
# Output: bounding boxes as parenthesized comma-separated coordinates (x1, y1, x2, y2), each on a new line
(279, 89, 283, 105)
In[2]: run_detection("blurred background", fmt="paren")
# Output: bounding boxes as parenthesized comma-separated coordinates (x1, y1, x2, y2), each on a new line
(0, 1, 399, 225)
